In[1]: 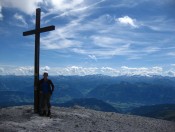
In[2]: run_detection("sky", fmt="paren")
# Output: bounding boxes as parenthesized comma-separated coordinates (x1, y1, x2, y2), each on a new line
(0, 0, 175, 76)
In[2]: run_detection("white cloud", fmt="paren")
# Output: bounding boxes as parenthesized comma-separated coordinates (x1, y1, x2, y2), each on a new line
(0, 0, 172, 62)
(0, 0, 106, 17)
(41, 39, 81, 50)
(0, 65, 173, 77)
(121, 66, 163, 76)
(109, 0, 174, 8)
(45, 0, 106, 19)
(49, 0, 84, 12)
(0, 67, 4, 74)
(167, 52, 175, 56)
(0, 66, 33, 76)
(51, 66, 99, 76)
(40, 66, 50, 73)
(30, 8, 171, 62)
(0, 5, 3, 20)
(144, 47, 160, 53)
(40, 17, 84, 50)
(88, 55, 97, 61)
(32, 7, 146, 60)
(141, 16, 175, 32)
(0, 0, 43, 15)
(64, 66, 98, 76)
(0, 66, 52, 76)
(117, 16, 138, 28)
(0, 13, 2, 20)
(40, 14, 136, 59)
(100, 67, 120, 76)
(91, 36, 126, 48)
(14, 13, 28, 27)
(166, 71, 175, 76)
(72, 43, 131, 58)
(16, 67, 34, 75)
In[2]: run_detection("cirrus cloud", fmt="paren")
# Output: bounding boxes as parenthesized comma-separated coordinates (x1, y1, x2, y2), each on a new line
(0, 0, 43, 15)
(14, 13, 28, 27)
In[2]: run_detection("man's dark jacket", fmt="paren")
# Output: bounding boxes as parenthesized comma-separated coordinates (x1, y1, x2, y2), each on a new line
(39, 79, 54, 94)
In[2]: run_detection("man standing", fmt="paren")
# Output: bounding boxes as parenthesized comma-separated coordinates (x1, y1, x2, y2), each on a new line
(39, 71, 54, 116)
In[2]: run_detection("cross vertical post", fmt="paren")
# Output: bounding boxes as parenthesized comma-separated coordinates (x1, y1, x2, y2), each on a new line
(34, 8, 40, 113)
(23, 8, 55, 113)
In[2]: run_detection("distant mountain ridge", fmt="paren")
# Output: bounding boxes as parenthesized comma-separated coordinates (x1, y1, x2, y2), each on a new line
(87, 81, 175, 104)
(0, 75, 175, 113)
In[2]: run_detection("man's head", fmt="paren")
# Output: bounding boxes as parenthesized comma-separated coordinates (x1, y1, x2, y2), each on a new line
(43, 71, 48, 79)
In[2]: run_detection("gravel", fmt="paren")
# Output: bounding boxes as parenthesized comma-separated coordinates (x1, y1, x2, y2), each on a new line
(0, 105, 175, 132)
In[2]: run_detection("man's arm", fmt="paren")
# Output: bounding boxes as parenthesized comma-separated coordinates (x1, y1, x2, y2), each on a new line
(49, 80, 54, 92)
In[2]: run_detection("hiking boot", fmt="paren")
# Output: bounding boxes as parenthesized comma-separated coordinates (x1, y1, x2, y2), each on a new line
(43, 110, 46, 116)
(47, 110, 51, 117)
(39, 113, 44, 116)
(39, 111, 45, 116)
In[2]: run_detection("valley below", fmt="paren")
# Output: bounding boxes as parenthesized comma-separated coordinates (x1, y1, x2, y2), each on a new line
(0, 75, 175, 122)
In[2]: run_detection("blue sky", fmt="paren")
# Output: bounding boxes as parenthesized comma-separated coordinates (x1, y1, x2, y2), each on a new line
(0, 0, 175, 76)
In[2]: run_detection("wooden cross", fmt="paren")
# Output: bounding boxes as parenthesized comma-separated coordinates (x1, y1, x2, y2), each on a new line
(23, 8, 55, 113)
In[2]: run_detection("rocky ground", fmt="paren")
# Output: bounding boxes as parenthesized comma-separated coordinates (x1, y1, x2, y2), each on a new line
(0, 105, 175, 132)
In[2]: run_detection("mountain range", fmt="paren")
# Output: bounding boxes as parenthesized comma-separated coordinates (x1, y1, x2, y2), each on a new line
(0, 75, 175, 121)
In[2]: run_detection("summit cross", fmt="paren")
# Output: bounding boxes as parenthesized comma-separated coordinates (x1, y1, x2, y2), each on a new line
(23, 8, 55, 113)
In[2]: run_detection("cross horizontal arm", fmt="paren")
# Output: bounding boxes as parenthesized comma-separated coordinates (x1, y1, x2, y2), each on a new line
(23, 25, 55, 36)
(23, 29, 35, 36)
(40, 25, 55, 33)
